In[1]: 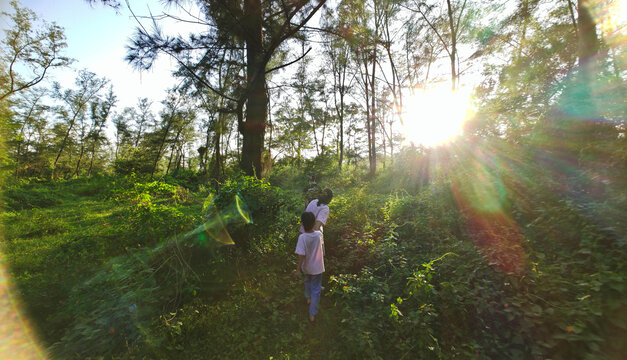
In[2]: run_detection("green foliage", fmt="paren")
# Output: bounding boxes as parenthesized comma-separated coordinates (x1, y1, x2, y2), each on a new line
(322, 137, 626, 359)
(3, 184, 62, 210)
(382, 181, 464, 253)
(213, 175, 299, 254)
(2, 147, 625, 359)
(50, 251, 161, 358)
(113, 148, 154, 175)
(267, 160, 307, 189)
(116, 180, 194, 244)
(0, 0, 72, 101)
(145, 271, 314, 359)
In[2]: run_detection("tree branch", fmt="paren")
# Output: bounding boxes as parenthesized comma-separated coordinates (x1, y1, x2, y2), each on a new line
(265, 47, 312, 74)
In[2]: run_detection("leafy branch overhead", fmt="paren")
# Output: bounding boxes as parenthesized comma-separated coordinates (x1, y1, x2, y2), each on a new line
(0, 0, 73, 101)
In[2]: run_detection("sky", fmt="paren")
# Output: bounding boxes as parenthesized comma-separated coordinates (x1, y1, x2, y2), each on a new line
(1, 0, 205, 113)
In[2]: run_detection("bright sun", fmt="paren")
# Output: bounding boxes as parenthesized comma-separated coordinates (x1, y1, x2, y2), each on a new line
(402, 83, 475, 147)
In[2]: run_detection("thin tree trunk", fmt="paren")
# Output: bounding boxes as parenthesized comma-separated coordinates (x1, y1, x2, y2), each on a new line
(166, 144, 175, 175)
(87, 136, 98, 176)
(151, 120, 173, 178)
(14, 97, 40, 178)
(446, 0, 458, 91)
(362, 51, 373, 174)
(566, 0, 578, 35)
(75, 142, 85, 177)
(53, 114, 79, 179)
(370, 50, 377, 176)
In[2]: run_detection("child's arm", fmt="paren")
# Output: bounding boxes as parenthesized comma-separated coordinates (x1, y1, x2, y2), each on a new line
(293, 255, 305, 278)
(312, 220, 324, 231)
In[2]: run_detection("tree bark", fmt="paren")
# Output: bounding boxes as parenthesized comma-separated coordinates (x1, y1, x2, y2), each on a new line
(240, 0, 268, 177)
(577, 0, 599, 67)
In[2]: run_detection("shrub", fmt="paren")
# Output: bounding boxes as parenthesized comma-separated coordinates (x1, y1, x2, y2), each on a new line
(3, 185, 62, 210)
(211, 175, 299, 255)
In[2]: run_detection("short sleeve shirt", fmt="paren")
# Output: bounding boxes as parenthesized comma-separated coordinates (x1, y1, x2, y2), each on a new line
(295, 231, 325, 275)
(299, 199, 330, 233)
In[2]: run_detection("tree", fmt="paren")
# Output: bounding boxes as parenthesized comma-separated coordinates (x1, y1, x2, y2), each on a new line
(11, 87, 48, 177)
(339, 0, 382, 176)
(52, 70, 108, 178)
(321, 7, 355, 170)
(468, 0, 578, 137)
(112, 107, 134, 161)
(134, 98, 154, 148)
(86, 87, 116, 176)
(404, 0, 477, 91)
(0, 0, 72, 101)
(150, 92, 184, 178)
(126, 0, 327, 177)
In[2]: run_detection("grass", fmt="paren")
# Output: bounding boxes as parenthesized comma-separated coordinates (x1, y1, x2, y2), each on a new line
(2, 177, 339, 358)
(2, 169, 624, 359)
(1, 178, 205, 347)
(145, 259, 343, 359)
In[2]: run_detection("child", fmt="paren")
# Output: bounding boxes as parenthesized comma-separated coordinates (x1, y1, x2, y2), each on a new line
(300, 188, 333, 234)
(293, 211, 325, 322)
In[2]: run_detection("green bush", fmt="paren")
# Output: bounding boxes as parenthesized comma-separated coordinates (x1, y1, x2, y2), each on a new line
(3, 185, 62, 210)
(125, 182, 194, 243)
(212, 175, 299, 255)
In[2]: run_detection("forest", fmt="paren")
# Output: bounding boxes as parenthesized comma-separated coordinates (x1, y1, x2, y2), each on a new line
(0, 0, 625, 358)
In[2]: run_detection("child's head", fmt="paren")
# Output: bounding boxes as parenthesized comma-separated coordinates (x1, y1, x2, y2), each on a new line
(301, 211, 316, 232)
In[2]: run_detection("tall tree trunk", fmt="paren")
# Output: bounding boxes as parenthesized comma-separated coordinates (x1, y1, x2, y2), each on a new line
(88, 119, 107, 177)
(114, 131, 120, 161)
(241, 0, 267, 177)
(75, 142, 85, 177)
(166, 144, 175, 175)
(577, 0, 599, 67)
(53, 114, 79, 179)
(369, 50, 377, 176)
(389, 120, 393, 161)
(14, 97, 40, 178)
(88, 141, 96, 176)
(212, 117, 222, 190)
(566, 0, 578, 35)
(362, 51, 373, 174)
(337, 70, 346, 170)
(446, 0, 458, 91)
(517, 0, 529, 61)
(151, 121, 173, 178)
(203, 120, 212, 175)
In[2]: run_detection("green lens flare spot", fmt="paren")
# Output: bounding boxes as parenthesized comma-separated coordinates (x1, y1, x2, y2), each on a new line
(235, 194, 252, 224)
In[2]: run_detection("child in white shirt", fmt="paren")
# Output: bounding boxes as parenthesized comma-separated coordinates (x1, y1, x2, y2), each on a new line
(294, 211, 325, 322)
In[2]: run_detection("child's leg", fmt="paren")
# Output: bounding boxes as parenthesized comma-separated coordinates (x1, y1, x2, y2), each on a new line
(309, 273, 322, 317)
(304, 274, 311, 301)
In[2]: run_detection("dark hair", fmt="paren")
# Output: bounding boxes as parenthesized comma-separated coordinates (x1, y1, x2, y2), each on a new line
(317, 188, 333, 206)
(301, 212, 316, 232)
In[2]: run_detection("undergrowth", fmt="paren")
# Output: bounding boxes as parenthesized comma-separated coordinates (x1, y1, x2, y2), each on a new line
(1, 143, 625, 359)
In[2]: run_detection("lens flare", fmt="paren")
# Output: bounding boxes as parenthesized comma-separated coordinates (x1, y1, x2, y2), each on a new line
(235, 194, 252, 224)
(0, 252, 45, 359)
(403, 84, 476, 147)
(585, 0, 627, 48)
(184, 193, 252, 246)
(451, 143, 527, 274)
